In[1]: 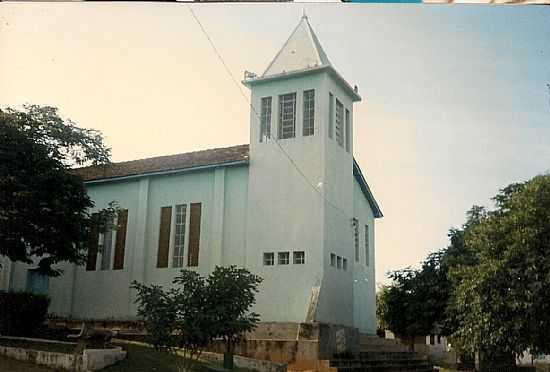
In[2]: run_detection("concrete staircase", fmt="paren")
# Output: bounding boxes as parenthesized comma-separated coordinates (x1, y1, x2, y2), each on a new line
(328, 336, 434, 372)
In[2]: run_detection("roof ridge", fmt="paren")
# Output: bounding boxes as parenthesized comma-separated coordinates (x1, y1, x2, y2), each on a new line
(73, 144, 249, 171)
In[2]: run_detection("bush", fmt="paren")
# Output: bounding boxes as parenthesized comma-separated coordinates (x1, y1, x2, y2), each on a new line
(0, 291, 50, 336)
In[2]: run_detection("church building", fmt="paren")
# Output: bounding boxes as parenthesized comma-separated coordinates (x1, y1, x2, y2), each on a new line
(0, 15, 382, 335)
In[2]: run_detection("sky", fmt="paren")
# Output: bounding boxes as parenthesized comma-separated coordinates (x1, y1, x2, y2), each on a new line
(1, 3, 549, 285)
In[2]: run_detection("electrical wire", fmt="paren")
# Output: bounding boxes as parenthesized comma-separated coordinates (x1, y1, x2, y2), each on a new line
(186, 4, 356, 223)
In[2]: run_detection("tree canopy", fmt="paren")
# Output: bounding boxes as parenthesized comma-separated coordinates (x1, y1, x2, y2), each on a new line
(451, 175, 550, 358)
(132, 266, 262, 371)
(0, 105, 111, 276)
(379, 174, 550, 363)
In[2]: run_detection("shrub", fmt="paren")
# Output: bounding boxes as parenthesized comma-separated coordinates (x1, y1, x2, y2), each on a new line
(0, 291, 50, 336)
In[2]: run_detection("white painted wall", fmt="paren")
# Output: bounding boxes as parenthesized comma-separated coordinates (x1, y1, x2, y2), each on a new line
(3, 70, 378, 331)
(246, 73, 327, 324)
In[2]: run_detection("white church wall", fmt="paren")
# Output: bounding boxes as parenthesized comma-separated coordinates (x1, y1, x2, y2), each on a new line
(222, 166, 249, 266)
(352, 180, 377, 334)
(144, 169, 216, 287)
(316, 74, 357, 328)
(246, 73, 327, 324)
(54, 179, 140, 320)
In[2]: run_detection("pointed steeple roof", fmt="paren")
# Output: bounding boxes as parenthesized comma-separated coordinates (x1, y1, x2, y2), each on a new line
(242, 15, 361, 102)
(262, 15, 331, 77)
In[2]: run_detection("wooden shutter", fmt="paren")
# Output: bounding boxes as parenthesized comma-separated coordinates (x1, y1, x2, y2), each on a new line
(157, 206, 172, 268)
(86, 219, 99, 271)
(187, 203, 202, 267)
(113, 209, 128, 270)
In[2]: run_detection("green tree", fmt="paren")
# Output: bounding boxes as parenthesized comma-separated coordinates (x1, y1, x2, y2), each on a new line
(0, 105, 111, 276)
(132, 270, 212, 372)
(207, 266, 262, 369)
(380, 206, 483, 346)
(132, 266, 262, 371)
(382, 251, 450, 349)
(451, 175, 550, 367)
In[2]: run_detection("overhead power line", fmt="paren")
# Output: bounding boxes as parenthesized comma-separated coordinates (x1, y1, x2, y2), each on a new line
(186, 5, 355, 222)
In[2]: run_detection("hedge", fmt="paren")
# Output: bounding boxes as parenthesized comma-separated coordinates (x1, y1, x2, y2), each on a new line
(0, 291, 50, 336)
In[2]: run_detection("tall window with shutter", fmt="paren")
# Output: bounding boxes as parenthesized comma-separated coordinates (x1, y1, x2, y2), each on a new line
(278, 93, 296, 139)
(303, 90, 315, 136)
(187, 203, 202, 267)
(260, 97, 272, 142)
(328, 93, 334, 139)
(86, 217, 99, 271)
(335, 99, 344, 147)
(345, 109, 351, 153)
(173, 204, 187, 268)
(157, 206, 172, 268)
(113, 209, 128, 270)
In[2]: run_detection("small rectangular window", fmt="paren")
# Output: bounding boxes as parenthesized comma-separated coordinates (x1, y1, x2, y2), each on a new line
(173, 204, 187, 268)
(278, 93, 296, 139)
(263, 252, 274, 266)
(293, 251, 305, 264)
(303, 90, 314, 136)
(365, 224, 370, 266)
(335, 99, 344, 147)
(337, 256, 342, 269)
(328, 93, 334, 139)
(330, 253, 336, 267)
(343, 258, 348, 271)
(345, 109, 351, 153)
(260, 97, 272, 142)
(278, 252, 290, 265)
(353, 218, 359, 262)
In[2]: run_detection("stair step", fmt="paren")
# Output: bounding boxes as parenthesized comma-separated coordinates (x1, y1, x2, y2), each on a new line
(335, 364, 433, 372)
(331, 360, 429, 368)
(359, 352, 426, 360)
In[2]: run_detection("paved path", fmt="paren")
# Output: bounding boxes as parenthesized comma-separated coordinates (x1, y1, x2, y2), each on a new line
(0, 355, 56, 372)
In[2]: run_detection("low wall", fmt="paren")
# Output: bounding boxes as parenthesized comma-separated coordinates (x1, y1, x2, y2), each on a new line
(0, 345, 81, 370)
(200, 351, 286, 372)
(83, 347, 127, 371)
(207, 322, 359, 370)
(0, 336, 126, 371)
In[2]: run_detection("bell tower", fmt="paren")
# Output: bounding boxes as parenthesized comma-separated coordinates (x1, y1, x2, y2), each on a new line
(242, 15, 364, 328)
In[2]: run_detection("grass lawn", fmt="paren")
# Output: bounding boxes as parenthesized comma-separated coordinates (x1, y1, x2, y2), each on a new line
(104, 341, 255, 372)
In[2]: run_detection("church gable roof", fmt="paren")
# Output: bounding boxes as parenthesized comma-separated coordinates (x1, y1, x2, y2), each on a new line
(262, 15, 331, 77)
(353, 159, 383, 218)
(73, 144, 249, 182)
(73, 143, 382, 218)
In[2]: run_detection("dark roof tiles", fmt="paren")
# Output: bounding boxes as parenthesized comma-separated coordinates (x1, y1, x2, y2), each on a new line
(72, 144, 249, 182)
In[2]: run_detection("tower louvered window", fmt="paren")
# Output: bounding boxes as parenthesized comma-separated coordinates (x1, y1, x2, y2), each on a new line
(278, 93, 296, 139)
(329, 93, 334, 139)
(345, 109, 351, 153)
(260, 97, 272, 142)
(335, 99, 344, 147)
(303, 90, 315, 136)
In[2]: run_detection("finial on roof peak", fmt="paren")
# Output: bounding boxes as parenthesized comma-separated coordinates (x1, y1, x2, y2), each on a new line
(301, 8, 308, 20)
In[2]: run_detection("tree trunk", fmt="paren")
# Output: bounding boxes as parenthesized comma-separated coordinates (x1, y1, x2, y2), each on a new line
(223, 338, 234, 370)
